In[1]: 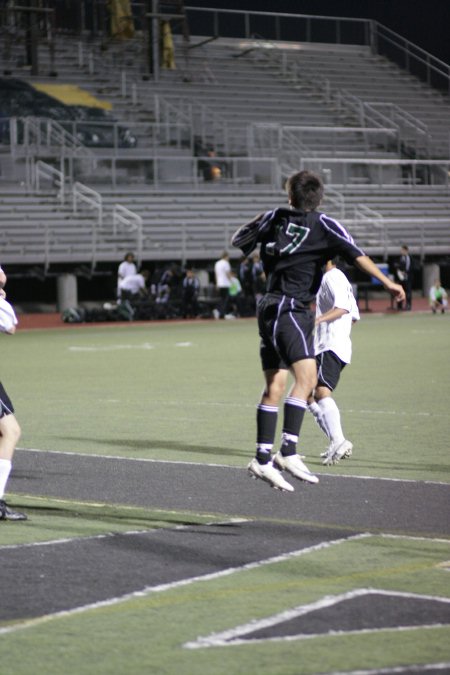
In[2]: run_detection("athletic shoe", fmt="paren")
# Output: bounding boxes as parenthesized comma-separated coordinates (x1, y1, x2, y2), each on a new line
(247, 458, 294, 492)
(273, 452, 319, 484)
(0, 499, 28, 521)
(322, 439, 353, 465)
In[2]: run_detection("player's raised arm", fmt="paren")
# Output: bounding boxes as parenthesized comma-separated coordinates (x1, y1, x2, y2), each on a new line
(355, 255, 405, 303)
(231, 210, 275, 256)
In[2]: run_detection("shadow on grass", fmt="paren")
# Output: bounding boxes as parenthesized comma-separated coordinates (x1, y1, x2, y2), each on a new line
(322, 458, 450, 477)
(54, 436, 249, 458)
(7, 500, 223, 530)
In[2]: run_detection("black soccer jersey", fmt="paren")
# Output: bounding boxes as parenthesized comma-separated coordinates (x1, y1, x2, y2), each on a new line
(232, 208, 365, 304)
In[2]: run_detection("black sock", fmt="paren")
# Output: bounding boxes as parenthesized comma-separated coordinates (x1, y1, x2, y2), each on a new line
(256, 404, 278, 463)
(281, 397, 306, 456)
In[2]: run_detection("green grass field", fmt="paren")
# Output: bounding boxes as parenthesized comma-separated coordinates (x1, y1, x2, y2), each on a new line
(4, 312, 449, 480)
(1, 312, 449, 674)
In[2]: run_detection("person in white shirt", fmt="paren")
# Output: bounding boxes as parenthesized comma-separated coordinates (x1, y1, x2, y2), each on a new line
(0, 265, 26, 521)
(118, 270, 149, 300)
(308, 259, 360, 465)
(214, 251, 232, 319)
(117, 252, 137, 299)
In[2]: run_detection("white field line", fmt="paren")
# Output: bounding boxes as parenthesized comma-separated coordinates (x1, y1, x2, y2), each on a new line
(68, 343, 155, 352)
(94, 397, 436, 417)
(184, 588, 450, 649)
(16, 447, 450, 486)
(331, 663, 450, 674)
(186, 624, 450, 648)
(0, 533, 370, 636)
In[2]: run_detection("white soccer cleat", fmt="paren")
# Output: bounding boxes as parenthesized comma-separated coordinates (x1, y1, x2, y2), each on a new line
(247, 458, 294, 492)
(333, 439, 353, 462)
(322, 439, 353, 465)
(273, 452, 319, 485)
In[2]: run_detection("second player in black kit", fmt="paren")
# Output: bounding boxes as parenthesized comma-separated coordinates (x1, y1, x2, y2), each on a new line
(232, 170, 405, 492)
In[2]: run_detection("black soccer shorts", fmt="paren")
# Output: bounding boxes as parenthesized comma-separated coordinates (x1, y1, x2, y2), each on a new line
(0, 382, 14, 418)
(316, 351, 346, 391)
(258, 293, 315, 371)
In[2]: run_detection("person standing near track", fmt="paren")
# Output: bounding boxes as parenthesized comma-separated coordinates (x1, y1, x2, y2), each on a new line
(117, 252, 137, 300)
(395, 245, 412, 311)
(308, 258, 359, 465)
(0, 265, 26, 521)
(214, 251, 232, 319)
(231, 170, 405, 492)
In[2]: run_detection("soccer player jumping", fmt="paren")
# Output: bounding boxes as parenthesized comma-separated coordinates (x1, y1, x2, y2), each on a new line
(232, 170, 405, 492)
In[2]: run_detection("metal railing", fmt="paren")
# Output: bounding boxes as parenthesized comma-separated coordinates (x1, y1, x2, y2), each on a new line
(9, 117, 91, 160)
(344, 215, 450, 261)
(154, 94, 231, 156)
(182, 9, 449, 94)
(184, 7, 369, 46)
(73, 181, 102, 221)
(245, 39, 435, 160)
(249, 122, 399, 158)
(113, 204, 143, 266)
(297, 157, 450, 188)
(353, 204, 387, 258)
(33, 160, 65, 204)
(373, 22, 450, 95)
(67, 154, 280, 189)
(365, 102, 430, 156)
(334, 92, 431, 157)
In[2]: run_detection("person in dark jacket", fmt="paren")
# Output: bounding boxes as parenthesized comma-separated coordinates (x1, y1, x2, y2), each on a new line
(232, 170, 405, 492)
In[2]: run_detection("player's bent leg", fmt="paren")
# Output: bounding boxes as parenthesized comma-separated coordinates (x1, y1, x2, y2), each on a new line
(249, 368, 295, 492)
(0, 414, 27, 521)
(273, 358, 319, 484)
(0, 413, 21, 461)
(289, 358, 317, 402)
(261, 368, 288, 406)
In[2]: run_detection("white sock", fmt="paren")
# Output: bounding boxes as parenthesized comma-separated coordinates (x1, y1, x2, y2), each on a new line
(308, 401, 331, 440)
(317, 398, 345, 446)
(0, 459, 12, 499)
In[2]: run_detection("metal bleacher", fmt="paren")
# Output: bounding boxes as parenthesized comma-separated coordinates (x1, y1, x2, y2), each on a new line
(0, 6, 449, 271)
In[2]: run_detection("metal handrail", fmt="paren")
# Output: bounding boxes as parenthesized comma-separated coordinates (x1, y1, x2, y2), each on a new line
(73, 182, 102, 223)
(113, 204, 143, 266)
(353, 203, 386, 258)
(298, 156, 450, 188)
(33, 160, 65, 204)
(155, 94, 230, 155)
(373, 22, 450, 94)
(185, 6, 368, 43)
(9, 116, 94, 162)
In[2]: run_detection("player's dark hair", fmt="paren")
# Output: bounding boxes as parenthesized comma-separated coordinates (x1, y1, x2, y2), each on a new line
(286, 170, 324, 211)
